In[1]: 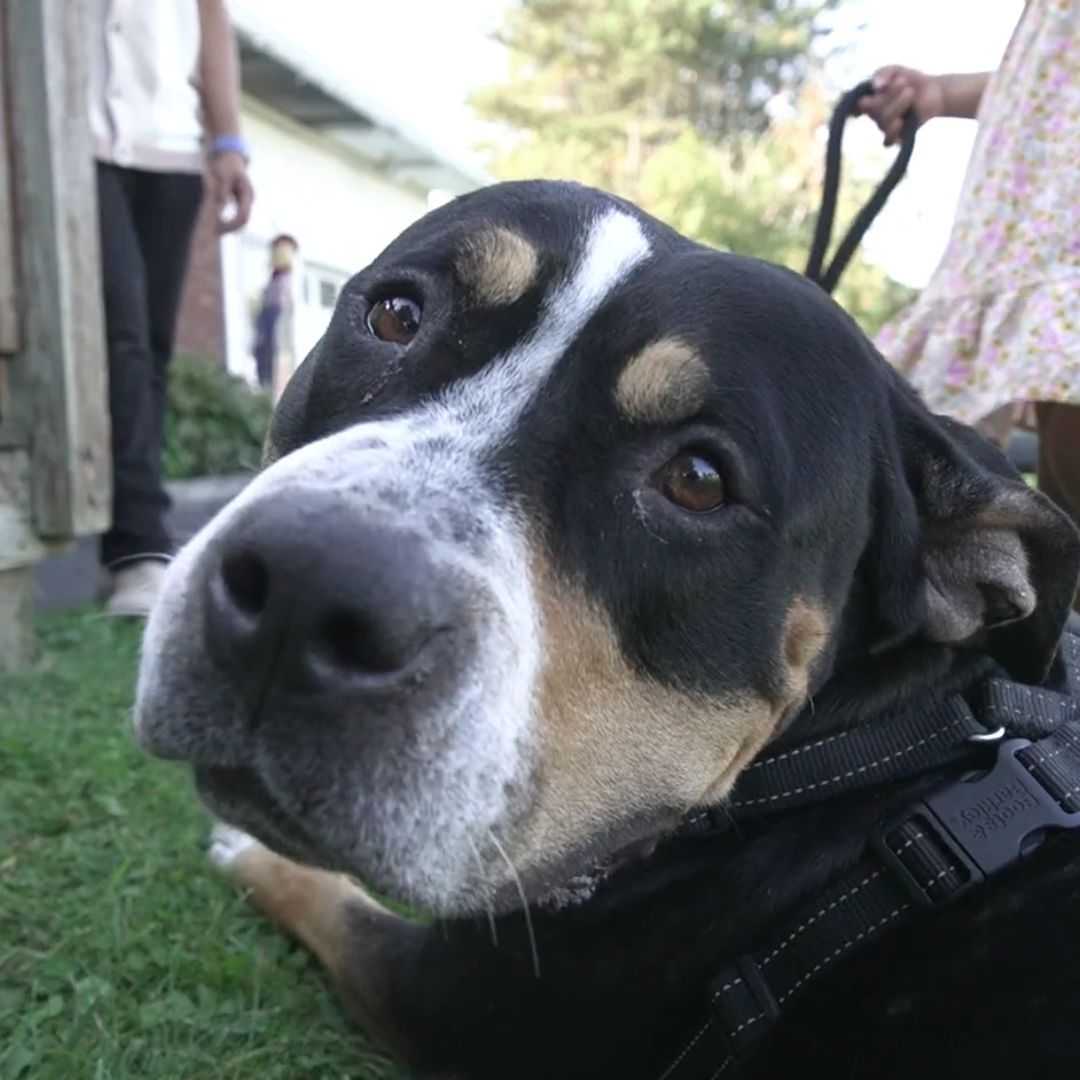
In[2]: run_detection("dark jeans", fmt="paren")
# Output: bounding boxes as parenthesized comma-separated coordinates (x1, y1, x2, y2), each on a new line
(253, 303, 280, 388)
(96, 162, 203, 567)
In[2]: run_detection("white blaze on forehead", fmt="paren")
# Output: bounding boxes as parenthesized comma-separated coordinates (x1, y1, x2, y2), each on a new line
(445, 208, 652, 438)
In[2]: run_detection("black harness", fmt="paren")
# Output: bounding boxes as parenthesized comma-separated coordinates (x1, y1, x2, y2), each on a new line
(658, 626, 1080, 1078)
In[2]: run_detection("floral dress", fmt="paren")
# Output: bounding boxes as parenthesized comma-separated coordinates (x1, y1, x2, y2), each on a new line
(875, 0, 1080, 428)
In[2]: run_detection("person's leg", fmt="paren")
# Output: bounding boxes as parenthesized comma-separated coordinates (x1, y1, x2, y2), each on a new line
(95, 163, 167, 568)
(130, 169, 205, 525)
(1035, 402, 1080, 612)
(1035, 402, 1080, 529)
(975, 403, 1015, 449)
(253, 304, 280, 388)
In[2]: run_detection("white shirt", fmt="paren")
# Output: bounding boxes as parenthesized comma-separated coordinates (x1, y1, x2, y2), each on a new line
(88, 0, 204, 173)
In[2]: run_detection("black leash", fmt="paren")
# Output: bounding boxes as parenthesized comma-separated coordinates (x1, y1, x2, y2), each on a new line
(804, 80, 918, 295)
(660, 631, 1080, 1078)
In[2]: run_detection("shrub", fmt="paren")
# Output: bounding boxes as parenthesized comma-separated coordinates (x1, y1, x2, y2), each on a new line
(162, 355, 272, 480)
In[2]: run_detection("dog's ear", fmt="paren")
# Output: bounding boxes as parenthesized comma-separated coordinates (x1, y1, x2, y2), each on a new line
(868, 390, 1079, 684)
(262, 345, 319, 466)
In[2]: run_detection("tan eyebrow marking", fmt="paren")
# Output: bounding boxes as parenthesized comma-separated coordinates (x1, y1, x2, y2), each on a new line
(455, 226, 540, 306)
(614, 338, 711, 425)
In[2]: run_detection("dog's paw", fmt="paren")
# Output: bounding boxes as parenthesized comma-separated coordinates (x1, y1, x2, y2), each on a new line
(207, 822, 263, 875)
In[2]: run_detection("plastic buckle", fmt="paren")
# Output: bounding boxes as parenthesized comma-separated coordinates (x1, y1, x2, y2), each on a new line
(873, 738, 1080, 907)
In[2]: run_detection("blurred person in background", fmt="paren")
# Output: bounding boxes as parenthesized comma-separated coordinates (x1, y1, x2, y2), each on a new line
(90, 0, 254, 616)
(859, 0, 1079, 527)
(253, 234, 298, 392)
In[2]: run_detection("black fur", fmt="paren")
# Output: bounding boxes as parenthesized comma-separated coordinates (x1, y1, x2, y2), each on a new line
(185, 181, 1080, 1076)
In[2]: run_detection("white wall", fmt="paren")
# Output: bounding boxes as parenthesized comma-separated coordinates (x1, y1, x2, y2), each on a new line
(222, 97, 431, 385)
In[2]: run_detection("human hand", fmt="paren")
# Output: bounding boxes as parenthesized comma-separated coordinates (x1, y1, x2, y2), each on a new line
(208, 150, 254, 233)
(855, 66, 945, 146)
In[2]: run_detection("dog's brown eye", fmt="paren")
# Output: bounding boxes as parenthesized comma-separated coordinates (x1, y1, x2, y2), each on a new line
(367, 297, 421, 344)
(658, 452, 725, 513)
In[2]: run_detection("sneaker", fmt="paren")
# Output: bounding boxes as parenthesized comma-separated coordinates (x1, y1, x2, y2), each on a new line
(105, 559, 169, 618)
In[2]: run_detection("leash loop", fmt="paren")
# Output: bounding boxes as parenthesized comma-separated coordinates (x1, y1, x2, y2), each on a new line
(804, 79, 918, 294)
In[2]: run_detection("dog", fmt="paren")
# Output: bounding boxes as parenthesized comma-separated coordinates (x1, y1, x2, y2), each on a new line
(134, 180, 1080, 1078)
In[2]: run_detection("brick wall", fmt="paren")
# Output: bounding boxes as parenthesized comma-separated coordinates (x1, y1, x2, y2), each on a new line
(174, 189, 226, 363)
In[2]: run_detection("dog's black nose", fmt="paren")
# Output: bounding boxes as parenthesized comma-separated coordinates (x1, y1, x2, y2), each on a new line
(204, 491, 452, 693)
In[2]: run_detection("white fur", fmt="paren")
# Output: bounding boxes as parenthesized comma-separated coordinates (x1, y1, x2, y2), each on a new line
(208, 823, 260, 870)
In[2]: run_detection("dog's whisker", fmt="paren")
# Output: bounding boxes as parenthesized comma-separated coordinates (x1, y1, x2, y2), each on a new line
(715, 801, 738, 832)
(107, 551, 175, 568)
(467, 835, 499, 949)
(246, 632, 289, 728)
(630, 489, 670, 545)
(487, 828, 540, 979)
(707, 800, 744, 842)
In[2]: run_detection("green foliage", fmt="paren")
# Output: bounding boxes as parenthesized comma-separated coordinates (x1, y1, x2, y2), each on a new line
(0, 613, 399, 1078)
(633, 99, 917, 334)
(473, 0, 916, 336)
(474, 0, 841, 185)
(163, 355, 271, 481)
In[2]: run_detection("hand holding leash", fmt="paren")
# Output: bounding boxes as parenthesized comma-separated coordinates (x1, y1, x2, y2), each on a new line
(854, 66, 943, 145)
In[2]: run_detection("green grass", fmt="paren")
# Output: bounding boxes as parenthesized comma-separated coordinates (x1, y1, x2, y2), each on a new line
(0, 614, 399, 1079)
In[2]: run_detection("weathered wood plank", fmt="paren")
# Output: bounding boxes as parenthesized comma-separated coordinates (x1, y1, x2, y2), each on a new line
(0, 565, 36, 671)
(0, 414, 26, 449)
(4, 0, 111, 539)
(0, 448, 48, 571)
(0, 26, 19, 445)
(0, 30, 19, 359)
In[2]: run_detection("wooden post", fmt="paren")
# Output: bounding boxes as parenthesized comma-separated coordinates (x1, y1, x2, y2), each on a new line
(3, 0, 111, 539)
(0, 0, 111, 668)
(0, 24, 18, 365)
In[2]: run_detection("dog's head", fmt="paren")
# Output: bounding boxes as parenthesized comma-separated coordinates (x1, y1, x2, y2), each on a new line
(134, 180, 1079, 915)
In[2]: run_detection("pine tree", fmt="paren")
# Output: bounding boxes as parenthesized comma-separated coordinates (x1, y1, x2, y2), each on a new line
(473, 0, 915, 333)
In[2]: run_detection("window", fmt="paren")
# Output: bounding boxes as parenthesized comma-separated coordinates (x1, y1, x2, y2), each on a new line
(318, 278, 339, 309)
(304, 264, 350, 312)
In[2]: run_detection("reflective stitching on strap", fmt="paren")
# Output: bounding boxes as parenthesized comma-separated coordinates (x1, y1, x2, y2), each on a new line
(655, 1014, 717, 1080)
(655, 976, 742, 1080)
(983, 700, 1033, 723)
(706, 1057, 734, 1080)
(665, 893, 913, 1078)
(746, 725, 858, 772)
(655, 972, 759, 1079)
(776, 903, 911, 1004)
(760, 870, 883, 968)
(733, 717, 968, 808)
(983, 696, 1073, 726)
(1022, 741, 1076, 768)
